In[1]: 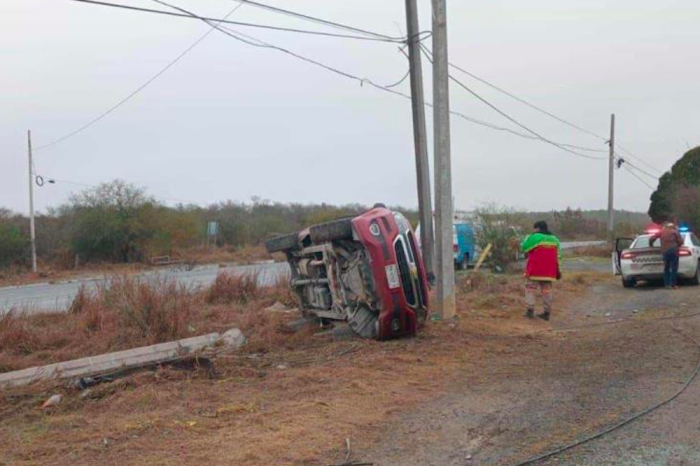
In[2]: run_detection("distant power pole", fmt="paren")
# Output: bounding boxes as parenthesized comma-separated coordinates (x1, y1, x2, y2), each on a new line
(27, 130, 38, 274)
(404, 0, 434, 279)
(607, 114, 616, 242)
(431, 0, 456, 319)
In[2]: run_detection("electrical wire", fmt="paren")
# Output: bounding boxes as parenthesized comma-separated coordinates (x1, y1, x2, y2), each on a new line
(419, 42, 667, 172)
(147, 0, 608, 162)
(47, 177, 203, 205)
(35, 2, 246, 152)
(419, 46, 605, 161)
(622, 164, 656, 190)
(619, 157, 660, 181)
(511, 309, 700, 466)
(223, 0, 404, 41)
(445, 58, 609, 144)
(617, 144, 664, 175)
(58, 0, 402, 43)
(47, 0, 609, 163)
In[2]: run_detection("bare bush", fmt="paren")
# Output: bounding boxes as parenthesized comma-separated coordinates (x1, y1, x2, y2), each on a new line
(0, 311, 40, 356)
(206, 272, 260, 305)
(474, 205, 525, 270)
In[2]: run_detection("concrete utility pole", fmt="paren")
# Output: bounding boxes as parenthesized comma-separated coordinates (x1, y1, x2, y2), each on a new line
(27, 130, 38, 274)
(431, 0, 456, 319)
(404, 0, 434, 279)
(607, 114, 616, 242)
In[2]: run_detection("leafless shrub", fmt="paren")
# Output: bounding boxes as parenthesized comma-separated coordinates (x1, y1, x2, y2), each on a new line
(206, 272, 260, 305)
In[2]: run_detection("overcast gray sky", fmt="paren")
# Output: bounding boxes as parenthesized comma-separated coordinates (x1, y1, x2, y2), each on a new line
(2, 0, 699, 214)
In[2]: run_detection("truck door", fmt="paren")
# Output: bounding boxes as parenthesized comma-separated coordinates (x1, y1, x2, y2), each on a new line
(613, 238, 634, 275)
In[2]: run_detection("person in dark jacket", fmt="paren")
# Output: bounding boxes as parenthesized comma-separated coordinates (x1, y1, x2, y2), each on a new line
(521, 221, 561, 321)
(650, 222, 684, 289)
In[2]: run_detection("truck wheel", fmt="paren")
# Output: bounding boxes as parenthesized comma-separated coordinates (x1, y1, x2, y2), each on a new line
(457, 257, 468, 270)
(622, 276, 636, 288)
(689, 262, 700, 286)
(309, 218, 354, 243)
(265, 232, 300, 253)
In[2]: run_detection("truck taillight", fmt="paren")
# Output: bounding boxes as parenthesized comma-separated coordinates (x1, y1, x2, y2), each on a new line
(679, 248, 692, 257)
(621, 252, 634, 259)
(453, 244, 459, 253)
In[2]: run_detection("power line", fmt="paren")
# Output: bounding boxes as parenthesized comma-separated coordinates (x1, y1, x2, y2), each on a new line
(44, 177, 204, 205)
(149, 0, 606, 163)
(617, 155, 660, 181)
(616, 144, 664, 175)
(35, 2, 247, 151)
(223, 0, 402, 41)
(58, 0, 402, 43)
(444, 56, 608, 143)
(419, 46, 604, 161)
(622, 164, 656, 190)
(420, 43, 667, 171)
(46, 0, 608, 163)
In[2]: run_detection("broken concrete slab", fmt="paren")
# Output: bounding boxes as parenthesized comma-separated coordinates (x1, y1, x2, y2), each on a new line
(0, 328, 245, 389)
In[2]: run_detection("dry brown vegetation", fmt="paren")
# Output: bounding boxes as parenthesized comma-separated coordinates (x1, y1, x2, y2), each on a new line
(565, 245, 612, 258)
(0, 273, 295, 374)
(0, 270, 610, 466)
(179, 244, 281, 267)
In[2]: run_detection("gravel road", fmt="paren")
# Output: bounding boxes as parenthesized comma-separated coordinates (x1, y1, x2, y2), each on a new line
(0, 262, 288, 314)
(363, 279, 700, 465)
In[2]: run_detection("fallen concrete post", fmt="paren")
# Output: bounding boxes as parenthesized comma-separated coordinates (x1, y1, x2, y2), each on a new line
(0, 328, 245, 389)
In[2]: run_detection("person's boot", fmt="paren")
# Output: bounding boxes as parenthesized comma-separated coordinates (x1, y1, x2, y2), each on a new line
(537, 311, 550, 321)
(525, 308, 534, 319)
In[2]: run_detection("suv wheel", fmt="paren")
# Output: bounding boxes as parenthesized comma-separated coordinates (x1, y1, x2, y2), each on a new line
(622, 276, 636, 288)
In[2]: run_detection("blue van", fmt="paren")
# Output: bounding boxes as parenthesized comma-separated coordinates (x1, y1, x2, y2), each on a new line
(453, 222, 478, 270)
(416, 221, 478, 270)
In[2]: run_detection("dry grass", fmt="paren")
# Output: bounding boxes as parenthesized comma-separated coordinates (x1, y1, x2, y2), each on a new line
(206, 272, 261, 305)
(178, 244, 282, 267)
(566, 245, 612, 258)
(0, 269, 613, 466)
(0, 273, 297, 373)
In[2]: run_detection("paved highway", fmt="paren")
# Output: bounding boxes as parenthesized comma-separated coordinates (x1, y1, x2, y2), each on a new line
(0, 262, 289, 315)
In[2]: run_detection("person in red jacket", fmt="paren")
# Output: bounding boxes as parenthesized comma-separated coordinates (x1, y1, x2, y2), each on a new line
(521, 221, 561, 321)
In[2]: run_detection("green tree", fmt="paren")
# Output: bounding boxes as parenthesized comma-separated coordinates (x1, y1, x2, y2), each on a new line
(0, 210, 28, 267)
(66, 180, 159, 262)
(648, 146, 700, 230)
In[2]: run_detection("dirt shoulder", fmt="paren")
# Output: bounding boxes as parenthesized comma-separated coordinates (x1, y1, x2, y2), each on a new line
(363, 280, 700, 466)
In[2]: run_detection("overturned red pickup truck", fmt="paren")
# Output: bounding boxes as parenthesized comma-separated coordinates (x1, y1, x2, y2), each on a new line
(266, 206, 429, 340)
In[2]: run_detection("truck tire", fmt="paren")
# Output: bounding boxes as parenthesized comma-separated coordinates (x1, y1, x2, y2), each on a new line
(460, 255, 469, 270)
(309, 218, 354, 243)
(622, 276, 636, 288)
(265, 232, 300, 253)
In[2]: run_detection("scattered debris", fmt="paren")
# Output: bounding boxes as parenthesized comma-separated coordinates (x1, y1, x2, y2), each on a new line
(41, 394, 62, 409)
(265, 301, 295, 313)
